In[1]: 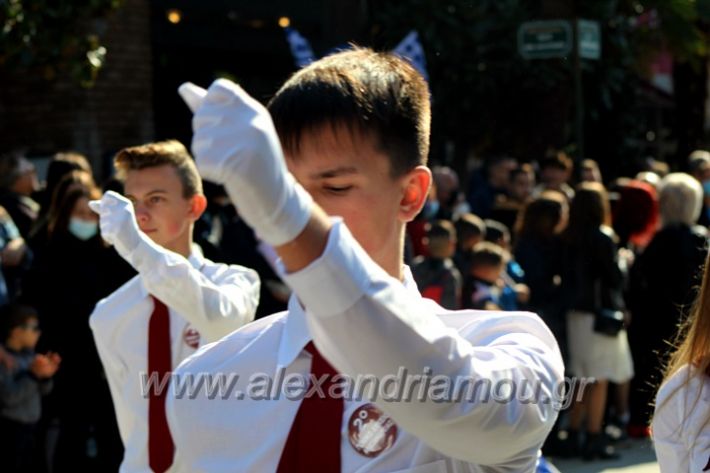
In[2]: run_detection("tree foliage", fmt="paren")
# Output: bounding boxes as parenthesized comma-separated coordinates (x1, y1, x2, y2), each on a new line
(371, 0, 709, 171)
(0, 0, 122, 87)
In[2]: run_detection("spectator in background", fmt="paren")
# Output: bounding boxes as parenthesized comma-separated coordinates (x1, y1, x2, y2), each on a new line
(36, 152, 93, 220)
(412, 220, 462, 309)
(580, 159, 603, 183)
(490, 163, 535, 231)
(466, 155, 517, 218)
(0, 153, 40, 239)
(406, 180, 439, 258)
(0, 206, 31, 304)
(0, 303, 60, 473)
(688, 149, 710, 226)
(29, 169, 96, 255)
(21, 185, 135, 471)
(627, 173, 707, 437)
(453, 213, 486, 279)
(538, 151, 575, 201)
(484, 219, 529, 310)
(612, 180, 659, 254)
(466, 242, 509, 310)
(514, 190, 568, 356)
(431, 165, 469, 220)
(635, 171, 661, 190)
(561, 182, 633, 460)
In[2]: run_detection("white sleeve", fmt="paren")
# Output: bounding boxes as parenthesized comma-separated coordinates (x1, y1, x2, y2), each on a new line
(89, 304, 133, 445)
(130, 240, 260, 342)
(282, 220, 564, 467)
(652, 372, 691, 472)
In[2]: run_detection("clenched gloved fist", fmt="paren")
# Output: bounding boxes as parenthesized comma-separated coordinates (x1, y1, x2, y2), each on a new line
(89, 190, 146, 267)
(178, 79, 313, 247)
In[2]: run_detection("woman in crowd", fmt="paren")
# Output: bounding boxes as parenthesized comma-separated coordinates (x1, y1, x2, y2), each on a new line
(560, 182, 633, 460)
(22, 185, 134, 470)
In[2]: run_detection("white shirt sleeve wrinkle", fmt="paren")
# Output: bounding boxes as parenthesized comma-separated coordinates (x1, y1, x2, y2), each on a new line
(284, 221, 564, 467)
(132, 239, 260, 342)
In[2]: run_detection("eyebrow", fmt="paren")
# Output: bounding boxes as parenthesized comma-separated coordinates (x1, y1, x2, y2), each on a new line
(309, 166, 358, 180)
(125, 189, 169, 199)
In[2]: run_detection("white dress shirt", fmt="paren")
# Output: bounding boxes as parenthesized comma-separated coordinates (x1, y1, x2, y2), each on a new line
(90, 243, 260, 473)
(167, 221, 564, 472)
(653, 363, 710, 472)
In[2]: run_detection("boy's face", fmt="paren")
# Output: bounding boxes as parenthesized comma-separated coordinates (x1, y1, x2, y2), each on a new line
(124, 165, 201, 254)
(471, 263, 504, 285)
(541, 166, 569, 188)
(509, 172, 534, 201)
(287, 126, 429, 275)
(13, 318, 41, 349)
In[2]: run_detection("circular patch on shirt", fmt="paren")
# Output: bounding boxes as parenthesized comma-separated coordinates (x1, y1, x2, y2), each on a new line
(182, 324, 200, 349)
(348, 403, 398, 457)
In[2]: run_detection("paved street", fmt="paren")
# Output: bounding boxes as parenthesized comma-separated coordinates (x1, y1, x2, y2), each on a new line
(548, 439, 659, 472)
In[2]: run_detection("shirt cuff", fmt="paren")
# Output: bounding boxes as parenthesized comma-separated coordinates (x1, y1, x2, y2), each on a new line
(279, 218, 385, 318)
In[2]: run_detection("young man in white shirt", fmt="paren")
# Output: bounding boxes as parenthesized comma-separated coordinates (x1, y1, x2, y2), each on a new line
(169, 49, 564, 472)
(88, 140, 260, 473)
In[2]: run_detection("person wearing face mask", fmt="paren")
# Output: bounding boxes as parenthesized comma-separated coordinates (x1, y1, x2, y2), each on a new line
(20, 185, 135, 471)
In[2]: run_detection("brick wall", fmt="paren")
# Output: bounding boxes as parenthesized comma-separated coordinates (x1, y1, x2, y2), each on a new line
(0, 0, 154, 179)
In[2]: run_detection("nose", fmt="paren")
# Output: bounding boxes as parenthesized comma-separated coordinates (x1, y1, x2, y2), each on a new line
(133, 202, 151, 226)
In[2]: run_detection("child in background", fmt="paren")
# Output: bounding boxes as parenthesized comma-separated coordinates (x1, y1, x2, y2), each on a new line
(452, 213, 486, 278)
(467, 242, 509, 310)
(484, 219, 530, 310)
(0, 303, 60, 473)
(411, 220, 462, 309)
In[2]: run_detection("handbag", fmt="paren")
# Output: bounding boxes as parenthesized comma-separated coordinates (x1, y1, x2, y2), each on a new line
(593, 308, 625, 337)
(592, 279, 625, 337)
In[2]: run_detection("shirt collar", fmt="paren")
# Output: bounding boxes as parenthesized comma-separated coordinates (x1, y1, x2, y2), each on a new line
(276, 264, 421, 368)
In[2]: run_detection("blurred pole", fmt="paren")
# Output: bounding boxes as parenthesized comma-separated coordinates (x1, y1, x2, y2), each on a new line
(572, 19, 585, 164)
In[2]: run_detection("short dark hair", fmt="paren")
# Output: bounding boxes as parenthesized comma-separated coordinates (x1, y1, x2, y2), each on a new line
(454, 213, 486, 241)
(471, 242, 509, 269)
(1, 303, 38, 341)
(483, 219, 510, 246)
(114, 140, 202, 198)
(268, 47, 431, 177)
(425, 219, 456, 241)
(509, 163, 534, 182)
(540, 151, 573, 172)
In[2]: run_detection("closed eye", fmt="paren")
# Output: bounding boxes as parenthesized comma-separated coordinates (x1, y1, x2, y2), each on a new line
(324, 185, 353, 194)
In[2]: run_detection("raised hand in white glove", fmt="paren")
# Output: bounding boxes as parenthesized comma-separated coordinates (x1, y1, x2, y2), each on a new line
(89, 190, 149, 267)
(178, 79, 313, 247)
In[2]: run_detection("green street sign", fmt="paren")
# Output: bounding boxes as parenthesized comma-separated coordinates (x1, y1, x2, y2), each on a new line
(518, 20, 572, 59)
(578, 19, 601, 60)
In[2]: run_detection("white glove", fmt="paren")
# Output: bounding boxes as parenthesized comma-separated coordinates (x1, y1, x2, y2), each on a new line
(178, 79, 313, 247)
(88, 190, 145, 266)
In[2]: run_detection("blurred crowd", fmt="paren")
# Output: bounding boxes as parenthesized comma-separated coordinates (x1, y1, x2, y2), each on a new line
(0, 146, 708, 468)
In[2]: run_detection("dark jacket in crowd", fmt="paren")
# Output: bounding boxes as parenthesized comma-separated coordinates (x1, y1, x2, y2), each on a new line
(627, 223, 708, 426)
(561, 226, 625, 314)
(411, 256, 462, 310)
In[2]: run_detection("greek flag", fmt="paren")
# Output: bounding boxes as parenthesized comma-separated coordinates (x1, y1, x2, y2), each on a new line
(284, 27, 316, 68)
(392, 30, 429, 82)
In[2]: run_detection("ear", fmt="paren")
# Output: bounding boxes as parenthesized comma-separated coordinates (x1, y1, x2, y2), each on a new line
(188, 194, 208, 221)
(399, 166, 432, 223)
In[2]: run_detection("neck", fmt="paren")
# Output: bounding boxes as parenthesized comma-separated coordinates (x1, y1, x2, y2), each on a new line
(163, 226, 194, 258)
(379, 229, 405, 281)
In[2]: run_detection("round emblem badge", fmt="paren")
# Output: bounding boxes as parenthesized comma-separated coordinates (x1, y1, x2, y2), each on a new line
(348, 403, 398, 457)
(182, 324, 200, 349)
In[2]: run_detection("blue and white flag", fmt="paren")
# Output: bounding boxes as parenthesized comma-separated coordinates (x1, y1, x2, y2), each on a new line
(392, 30, 429, 82)
(284, 27, 316, 68)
